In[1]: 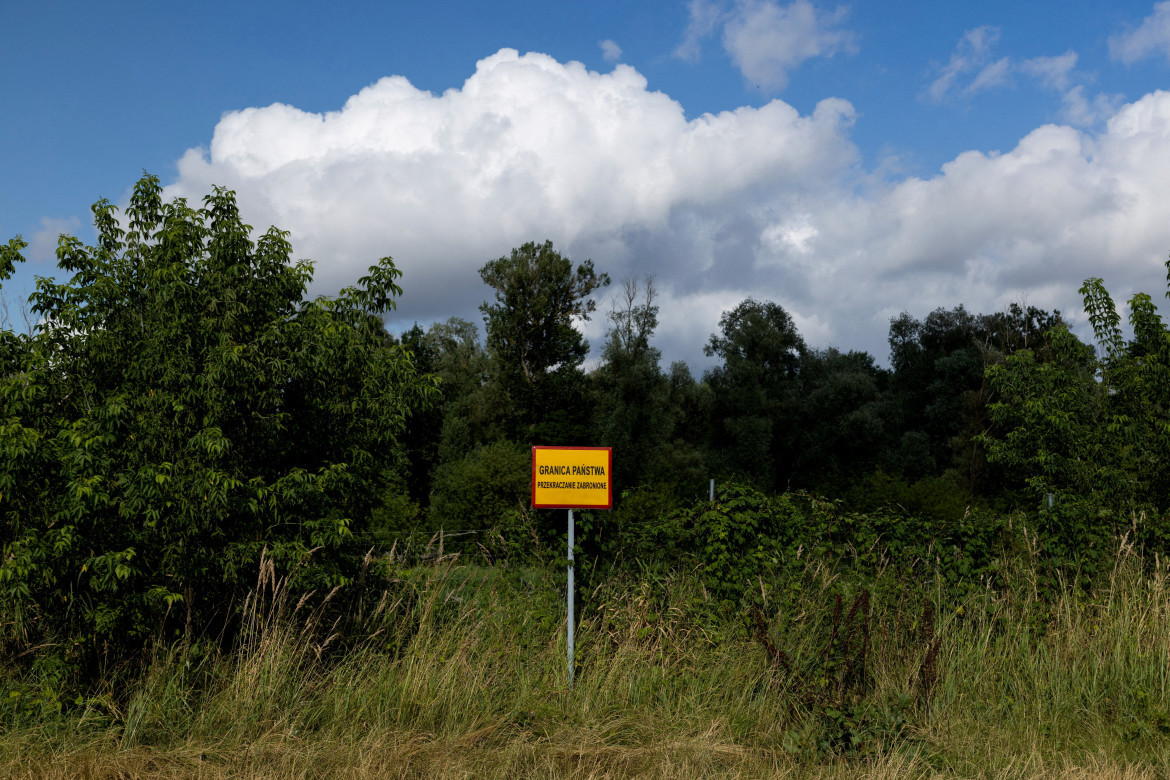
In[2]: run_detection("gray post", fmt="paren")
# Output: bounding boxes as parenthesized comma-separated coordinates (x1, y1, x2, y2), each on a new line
(710, 479, 715, 502)
(567, 508, 575, 688)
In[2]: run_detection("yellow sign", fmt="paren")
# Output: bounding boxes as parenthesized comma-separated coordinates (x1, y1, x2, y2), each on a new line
(531, 446, 613, 509)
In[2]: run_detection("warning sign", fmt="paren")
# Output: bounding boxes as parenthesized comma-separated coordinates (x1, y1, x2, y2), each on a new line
(531, 446, 613, 509)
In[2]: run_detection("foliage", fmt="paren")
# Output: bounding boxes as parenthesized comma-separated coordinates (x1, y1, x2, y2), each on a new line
(479, 240, 609, 443)
(982, 325, 1110, 502)
(481, 504, 551, 567)
(592, 277, 676, 489)
(885, 303, 1064, 492)
(703, 299, 806, 488)
(979, 260, 1170, 575)
(985, 262, 1170, 504)
(396, 317, 501, 507)
(423, 317, 499, 448)
(790, 348, 889, 491)
(686, 482, 793, 602)
(427, 440, 531, 531)
(850, 469, 976, 525)
(595, 481, 1019, 609)
(7, 543, 1170, 777)
(576, 483, 688, 574)
(0, 174, 436, 676)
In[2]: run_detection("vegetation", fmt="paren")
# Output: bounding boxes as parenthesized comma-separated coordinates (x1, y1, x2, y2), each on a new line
(0, 176, 436, 686)
(2, 540, 1168, 778)
(3, 173, 1170, 776)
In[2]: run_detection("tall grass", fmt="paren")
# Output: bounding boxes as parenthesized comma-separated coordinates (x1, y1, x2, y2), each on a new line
(3, 543, 1170, 778)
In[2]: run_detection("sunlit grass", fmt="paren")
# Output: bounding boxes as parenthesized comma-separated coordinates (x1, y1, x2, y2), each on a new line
(3, 543, 1170, 778)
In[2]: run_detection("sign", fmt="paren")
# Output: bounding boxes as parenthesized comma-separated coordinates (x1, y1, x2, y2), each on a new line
(531, 446, 613, 509)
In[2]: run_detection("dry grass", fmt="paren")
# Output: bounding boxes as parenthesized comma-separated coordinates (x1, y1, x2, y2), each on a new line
(3, 548, 1170, 779)
(8, 739, 1168, 779)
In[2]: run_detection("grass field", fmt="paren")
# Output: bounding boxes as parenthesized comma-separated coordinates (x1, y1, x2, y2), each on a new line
(3, 542, 1170, 779)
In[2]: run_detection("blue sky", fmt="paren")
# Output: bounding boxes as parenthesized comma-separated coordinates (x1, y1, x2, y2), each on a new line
(6, 0, 1170, 366)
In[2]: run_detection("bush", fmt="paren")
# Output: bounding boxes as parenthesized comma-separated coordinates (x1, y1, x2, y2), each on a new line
(0, 174, 435, 681)
(427, 440, 530, 531)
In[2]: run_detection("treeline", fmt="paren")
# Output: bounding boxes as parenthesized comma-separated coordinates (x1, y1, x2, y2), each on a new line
(388, 243, 1067, 535)
(4, 174, 1170, 697)
(385, 236, 1170, 598)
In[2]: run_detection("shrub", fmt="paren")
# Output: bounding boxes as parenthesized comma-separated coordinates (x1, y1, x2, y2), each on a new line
(0, 174, 435, 680)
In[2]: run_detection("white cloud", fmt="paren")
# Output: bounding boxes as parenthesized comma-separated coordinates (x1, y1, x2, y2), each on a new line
(674, 0, 724, 62)
(675, 0, 856, 91)
(28, 216, 82, 263)
(722, 0, 856, 91)
(1016, 51, 1125, 127)
(930, 37, 1113, 128)
(1110, 2, 1170, 64)
(165, 50, 1170, 368)
(599, 39, 622, 63)
(927, 26, 1001, 101)
(169, 49, 857, 362)
(789, 94, 1170, 352)
(1020, 51, 1077, 90)
(1059, 85, 1123, 126)
(967, 57, 1013, 94)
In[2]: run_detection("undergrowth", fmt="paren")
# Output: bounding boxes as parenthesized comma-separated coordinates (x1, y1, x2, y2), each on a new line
(3, 536, 1170, 778)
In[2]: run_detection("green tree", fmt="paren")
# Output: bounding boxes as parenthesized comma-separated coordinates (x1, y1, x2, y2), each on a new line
(886, 306, 983, 477)
(423, 317, 504, 456)
(479, 240, 609, 443)
(884, 304, 1064, 494)
(987, 270, 1170, 512)
(703, 298, 807, 489)
(981, 325, 1105, 504)
(981, 261, 1170, 566)
(790, 348, 889, 492)
(0, 174, 435, 676)
(592, 277, 675, 489)
(395, 317, 504, 510)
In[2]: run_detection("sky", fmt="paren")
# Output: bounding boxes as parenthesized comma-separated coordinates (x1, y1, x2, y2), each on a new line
(6, 0, 1170, 369)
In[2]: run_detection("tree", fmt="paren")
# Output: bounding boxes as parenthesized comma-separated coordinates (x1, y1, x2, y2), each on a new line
(423, 317, 503, 455)
(395, 317, 504, 509)
(979, 262, 1170, 569)
(985, 266, 1170, 514)
(886, 306, 982, 477)
(592, 277, 675, 489)
(790, 348, 889, 491)
(703, 298, 807, 488)
(428, 440, 531, 531)
(0, 174, 435, 677)
(479, 240, 609, 443)
(885, 303, 1064, 493)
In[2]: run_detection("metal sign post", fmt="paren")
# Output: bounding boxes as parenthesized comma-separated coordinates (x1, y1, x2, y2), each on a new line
(567, 508, 575, 687)
(530, 446, 613, 689)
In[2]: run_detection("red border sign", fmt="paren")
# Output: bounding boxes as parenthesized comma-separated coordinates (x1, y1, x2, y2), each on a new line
(531, 446, 613, 509)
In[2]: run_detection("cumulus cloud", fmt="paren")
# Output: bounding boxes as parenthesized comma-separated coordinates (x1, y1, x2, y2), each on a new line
(674, 0, 856, 91)
(782, 94, 1170, 347)
(169, 49, 857, 361)
(1110, 1, 1170, 64)
(599, 39, 622, 63)
(722, 0, 856, 90)
(166, 50, 1170, 368)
